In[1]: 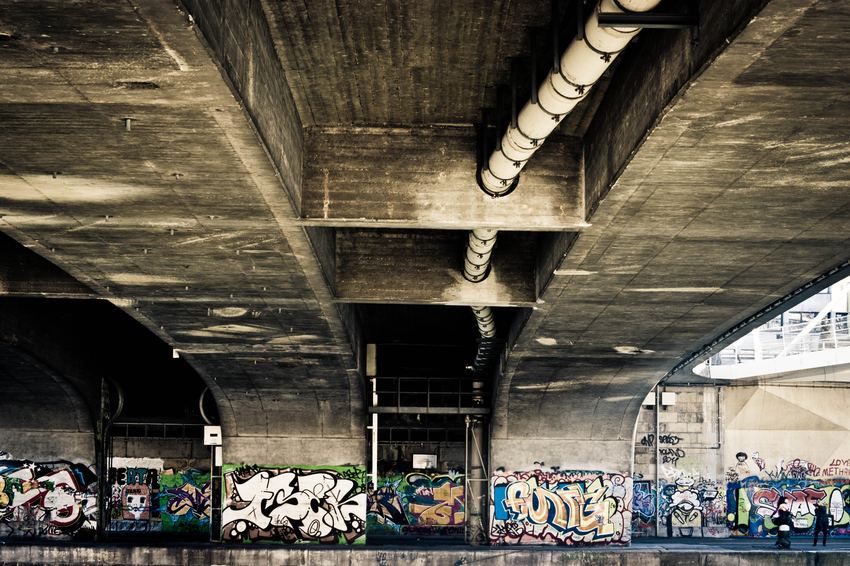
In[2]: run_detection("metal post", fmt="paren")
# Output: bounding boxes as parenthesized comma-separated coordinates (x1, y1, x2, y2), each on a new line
(371, 377, 379, 492)
(464, 416, 470, 544)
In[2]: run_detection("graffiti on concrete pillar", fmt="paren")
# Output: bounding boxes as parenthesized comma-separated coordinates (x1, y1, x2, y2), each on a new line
(222, 464, 367, 544)
(367, 471, 465, 536)
(490, 470, 632, 546)
(0, 457, 97, 539)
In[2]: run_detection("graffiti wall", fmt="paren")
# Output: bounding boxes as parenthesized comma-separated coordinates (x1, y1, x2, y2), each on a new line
(631, 480, 655, 535)
(490, 470, 632, 546)
(109, 457, 210, 534)
(658, 468, 726, 537)
(367, 471, 465, 536)
(724, 450, 850, 538)
(159, 468, 211, 533)
(0, 457, 97, 539)
(222, 464, 367, 544)
(727, 476, 850, 537)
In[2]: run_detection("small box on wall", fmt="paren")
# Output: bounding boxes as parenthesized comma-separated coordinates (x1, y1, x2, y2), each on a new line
(204, 425, 222, 445)
(661, 392, 676, 406)
(412, 454, 437, 469)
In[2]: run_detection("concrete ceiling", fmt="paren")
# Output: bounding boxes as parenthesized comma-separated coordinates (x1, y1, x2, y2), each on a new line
(0, 0, 848, 469)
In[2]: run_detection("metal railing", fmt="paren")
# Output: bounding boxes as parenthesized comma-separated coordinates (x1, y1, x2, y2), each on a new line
(708, 314, 850, 367)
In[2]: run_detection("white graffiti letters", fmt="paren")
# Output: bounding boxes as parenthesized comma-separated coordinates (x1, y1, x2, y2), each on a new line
(222, 467, 366, 543)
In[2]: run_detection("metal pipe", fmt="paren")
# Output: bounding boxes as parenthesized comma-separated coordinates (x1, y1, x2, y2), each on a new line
(480, 0, 663, 194)
(471, 305, 496, 338)
(463, 229, 498, 283)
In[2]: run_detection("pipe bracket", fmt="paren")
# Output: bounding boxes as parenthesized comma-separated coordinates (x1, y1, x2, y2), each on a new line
(477, 166, 520, 198)
(582, 34, 623, 62)
(552, 69, 594, 101)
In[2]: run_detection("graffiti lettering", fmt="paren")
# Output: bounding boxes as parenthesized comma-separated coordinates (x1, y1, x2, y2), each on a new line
(223, 465, 366, 544)
(409, 483, 463, 525)
(660, 448, 686, 466)
(640, 435, 654, 447)
(659, 435, 682, 445)
(0, 459, 97, 539)
(367, 472, 465, 536)
(631, 480, 655, 534)
(160, 469, 211, 532)
(491, 470, 631, 546)
(727, 477, 850, 538)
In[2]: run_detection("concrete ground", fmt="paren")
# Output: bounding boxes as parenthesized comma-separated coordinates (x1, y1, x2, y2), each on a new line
(2, 536, 850, 566)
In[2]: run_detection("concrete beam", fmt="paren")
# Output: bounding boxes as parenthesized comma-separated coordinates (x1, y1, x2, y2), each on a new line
(302, 127, 585, 230)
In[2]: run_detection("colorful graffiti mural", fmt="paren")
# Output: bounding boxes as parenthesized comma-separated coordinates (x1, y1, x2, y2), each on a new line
(109, 458, 211, 534)
(0, 459, 97, 539)
(367, 471, 465, 536)
(108, 457, 162, 532)
(490, 470, 632, 546)
(631, 480, 655, 535)
(222, 464, 367, 544)
(727, 476, 850, 538)
(159, 469, 211, 533)
(658, 473, 725, 537)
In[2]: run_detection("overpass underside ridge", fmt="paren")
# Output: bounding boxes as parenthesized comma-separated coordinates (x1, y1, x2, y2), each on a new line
(0, 0, 848, 550)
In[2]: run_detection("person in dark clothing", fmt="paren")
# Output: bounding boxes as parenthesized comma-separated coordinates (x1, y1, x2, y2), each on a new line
(814, 502, 830, 546)
(773, 496, 792, 549)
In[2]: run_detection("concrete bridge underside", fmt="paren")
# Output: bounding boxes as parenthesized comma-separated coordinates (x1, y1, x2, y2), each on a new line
(0, 0, 848, 477)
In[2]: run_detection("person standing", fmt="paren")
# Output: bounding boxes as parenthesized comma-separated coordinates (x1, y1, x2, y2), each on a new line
(813, 502, 830, 546)
(773, 497, 792, 549)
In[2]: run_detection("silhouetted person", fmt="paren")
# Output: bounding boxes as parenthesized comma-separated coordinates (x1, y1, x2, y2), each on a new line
(773, 497, 792, 549)
(813, 502, 829, 546)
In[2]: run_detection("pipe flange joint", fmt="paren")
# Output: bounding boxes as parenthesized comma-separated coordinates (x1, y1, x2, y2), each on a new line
(553, 68, 594, 100)
(512, 123, 546, 149)
(499, 145, 532, 167)
(477, 166, 520, 198)
(534, 97, 565, 122)
(582, 35, 624, 63)
(463, 263, 492, 283)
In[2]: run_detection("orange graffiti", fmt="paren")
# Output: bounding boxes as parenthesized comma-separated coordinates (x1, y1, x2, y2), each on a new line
(409, 483, 464, 525)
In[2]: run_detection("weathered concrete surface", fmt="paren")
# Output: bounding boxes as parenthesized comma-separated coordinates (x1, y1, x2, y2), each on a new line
(335, 230, 538, 305)
(1, 542, 849, 566)
(302, 127, 584, 230)
(2, 0, 849, 488)
(493, 0, 850, 473)
(0, 0, 363, 463)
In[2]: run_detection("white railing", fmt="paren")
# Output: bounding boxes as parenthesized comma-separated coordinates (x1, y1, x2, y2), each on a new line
(708, 314, 850, 367)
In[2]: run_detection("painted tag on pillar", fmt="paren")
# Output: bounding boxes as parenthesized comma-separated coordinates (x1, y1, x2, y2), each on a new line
(222, 464, 367, 544)
(367, 471, 465, 536)
(490, 470, 632, 545)
(0, 456, 97, 539)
